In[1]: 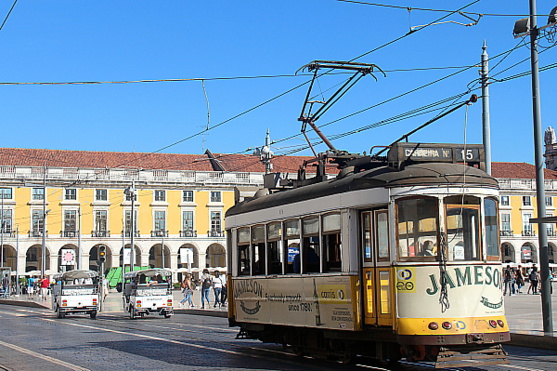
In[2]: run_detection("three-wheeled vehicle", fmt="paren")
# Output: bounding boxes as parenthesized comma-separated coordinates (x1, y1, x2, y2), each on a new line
(52, 270, 100, 319)
(122, 268, 173, 319)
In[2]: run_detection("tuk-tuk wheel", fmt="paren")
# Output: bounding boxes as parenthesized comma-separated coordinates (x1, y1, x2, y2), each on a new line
(90, 310, 97, 319)
(164, 313, 171, 319)
(129, 307, 135, 320)
(56, 306, 65, 319)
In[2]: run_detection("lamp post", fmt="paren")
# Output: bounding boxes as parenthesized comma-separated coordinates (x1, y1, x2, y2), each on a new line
(124, 183, 136, 272)
(513, 1, 556, 334)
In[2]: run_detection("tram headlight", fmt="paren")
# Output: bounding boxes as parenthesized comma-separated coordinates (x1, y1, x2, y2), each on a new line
(428, 322, 439, 330)
(497, 320, 505, 328)
(442, 321, 452, 330)
(489, 320, 498, 328)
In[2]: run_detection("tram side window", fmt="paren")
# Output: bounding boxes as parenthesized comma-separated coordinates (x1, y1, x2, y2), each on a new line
(396, 197, 438, 260)
(237, 227, 251, 276)
(484, 197, 500, 260)
(252, 225, 266, 275)
(267, 222, 283, 274)
(323, 213, 341, 272)
(298, 217, 320, 273)
(445, 195, 481, 261)
(284, 220, 300, 274)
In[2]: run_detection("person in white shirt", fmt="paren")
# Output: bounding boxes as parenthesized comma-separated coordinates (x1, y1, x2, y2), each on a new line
(212, 271, 224, 308)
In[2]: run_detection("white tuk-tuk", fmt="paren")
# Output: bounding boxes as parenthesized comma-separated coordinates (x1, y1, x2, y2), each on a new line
(52, 270, 100, 319)
(123, 268, 173, 319)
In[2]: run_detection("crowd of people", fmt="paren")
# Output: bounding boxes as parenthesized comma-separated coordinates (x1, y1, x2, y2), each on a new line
(503, 264, 554, 296)
(179, 269, 227, 309)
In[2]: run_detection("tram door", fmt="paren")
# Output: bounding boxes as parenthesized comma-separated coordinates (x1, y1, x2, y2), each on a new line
(362, 210, 393, 326)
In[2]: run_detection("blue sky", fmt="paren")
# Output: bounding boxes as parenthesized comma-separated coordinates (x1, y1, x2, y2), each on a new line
(0, 0, 556, 165)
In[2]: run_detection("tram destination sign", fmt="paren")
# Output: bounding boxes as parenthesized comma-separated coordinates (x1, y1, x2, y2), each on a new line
(388, 143, 484, 168)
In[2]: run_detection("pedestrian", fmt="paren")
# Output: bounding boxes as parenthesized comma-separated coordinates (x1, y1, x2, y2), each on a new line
(220, 272, 228, 307)
(515, 265, 524, 294)
(102, 277, 109, 301)
(179, 273, 194, 308)
(528, 266, 539, 294)
(212, 270, 224, 308)
(503, 265, 515, 296)
(40, 276, 50, 300)
(200, 269, 212, 309)
(2, 275, 10, 298)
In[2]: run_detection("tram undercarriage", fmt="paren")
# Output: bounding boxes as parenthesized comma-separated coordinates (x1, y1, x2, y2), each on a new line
(234, 322, 509, 368)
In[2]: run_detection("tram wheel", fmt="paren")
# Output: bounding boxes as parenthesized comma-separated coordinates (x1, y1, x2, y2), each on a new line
(90, 310, 97, 319)
(292, 346, 305, 357)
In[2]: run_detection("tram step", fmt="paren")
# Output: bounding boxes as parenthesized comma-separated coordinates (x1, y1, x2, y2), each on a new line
(435, 345, 509, 368)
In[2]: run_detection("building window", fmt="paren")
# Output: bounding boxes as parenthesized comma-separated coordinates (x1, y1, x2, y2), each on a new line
(154, 210, 166, 231)
(0, 188, 12, 199)
(96, 189, 108, 201)
(546, 215, 555, 236)
(0, 209, 12, 233)
(95, 210, 108, 235)
(523, 196, 531, 206)
(210, 211, 221, 235)
(32, 210, 44, 236)
(523, 213, 533, 235)
(501, 213, 511, 233)
(546, 196, 553, 207)
(125, 210, 138, 236)
(183, 211, 194, 232)
(65, 189, 77, 200)
(32, 188, 44, 201)
(64, 210, 77, 236)
(183, 190, 194, 202)
(210, 191, 221, 203)
(154, 190, 166, 202)
(501, 195, 509, 206)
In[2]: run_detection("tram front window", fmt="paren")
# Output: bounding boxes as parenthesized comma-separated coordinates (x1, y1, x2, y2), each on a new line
(396, 197, 439, 260)
(444, 195, 481, 261)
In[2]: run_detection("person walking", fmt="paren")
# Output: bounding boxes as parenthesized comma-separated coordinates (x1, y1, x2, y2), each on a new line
(40, 276, 50, 300)
(2, 275, 10, 298)
(212, 271, 224, 308)
(200, 269, 212, 309)
(528, 266, 540, 294)
(503, 265, 515, 296)
(179, 273, 195, 308)
(515, 265, 524, 294)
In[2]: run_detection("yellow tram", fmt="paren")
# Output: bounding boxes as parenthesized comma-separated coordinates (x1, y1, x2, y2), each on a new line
(226, 142, 510, 368)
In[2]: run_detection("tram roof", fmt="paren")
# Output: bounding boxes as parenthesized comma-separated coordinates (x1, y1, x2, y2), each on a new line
(226, 162, 497, 216)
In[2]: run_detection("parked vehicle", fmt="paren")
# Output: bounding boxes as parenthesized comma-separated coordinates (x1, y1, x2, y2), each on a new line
(122, 268, 173, 319)
(52, 270, 100, 319)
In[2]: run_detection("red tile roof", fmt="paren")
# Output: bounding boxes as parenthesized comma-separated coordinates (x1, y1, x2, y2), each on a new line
(492, 162, 557, 180)
(1, 148, 553, 179)
(0, 147, 318, 173)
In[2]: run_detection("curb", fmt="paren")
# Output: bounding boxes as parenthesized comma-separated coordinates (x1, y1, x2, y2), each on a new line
(174, 308, 228, 318)
(0, 299, 49, 309)
(508, 333, 557, 350)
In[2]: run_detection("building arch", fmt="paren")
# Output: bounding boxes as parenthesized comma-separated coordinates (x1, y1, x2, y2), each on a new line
(0, 245, 16, 270)
(148, 243, 170, 268)
(119, 244, 142, 267)
(206, 244, 226, 269)
(521, 242, 537, 263)
(90, 244, 112, 272)
(25, 244, 51, 272)
(178, 244, 199, 269)
(502, 242, 516, 263)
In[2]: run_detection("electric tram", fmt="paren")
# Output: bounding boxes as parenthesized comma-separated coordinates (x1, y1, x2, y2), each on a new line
(225, 142, 510, 368)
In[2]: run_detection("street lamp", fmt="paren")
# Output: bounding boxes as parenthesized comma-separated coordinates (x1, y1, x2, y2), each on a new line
(124, 183, 136, 272)
(513, 1, 556, 335)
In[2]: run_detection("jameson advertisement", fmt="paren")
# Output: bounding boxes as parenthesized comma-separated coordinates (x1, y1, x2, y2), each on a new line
(233, 275, 359, 331)
(395, 264, 505, 318)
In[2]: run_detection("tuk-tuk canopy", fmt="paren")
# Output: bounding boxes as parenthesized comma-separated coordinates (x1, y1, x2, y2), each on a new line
(123, 268, 172, 280)
(54, 270, 99, 282)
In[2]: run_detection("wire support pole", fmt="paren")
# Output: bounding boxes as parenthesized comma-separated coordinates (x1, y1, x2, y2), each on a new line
(481, 41, 492, 174)
(528, 0, 553, 335)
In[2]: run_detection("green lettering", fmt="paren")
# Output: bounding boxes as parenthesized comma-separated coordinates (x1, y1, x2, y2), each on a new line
(455, 266, 472, 286)
(484, 266, 493, 285)
(426, 274, 439, 295)
(474, 266, 484, 285)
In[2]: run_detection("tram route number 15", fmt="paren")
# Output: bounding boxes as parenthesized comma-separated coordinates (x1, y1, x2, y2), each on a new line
(457, 148, 480, 162)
